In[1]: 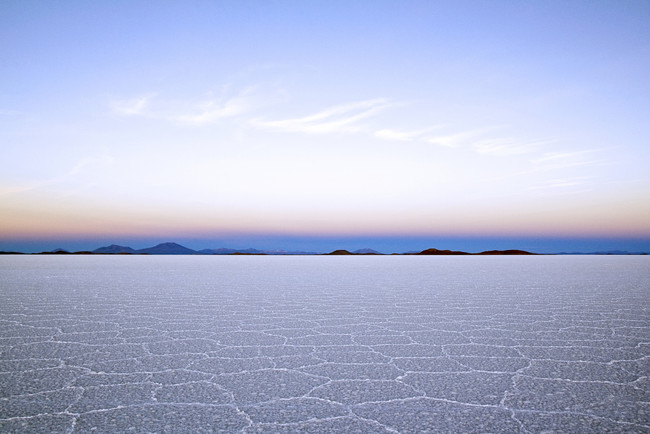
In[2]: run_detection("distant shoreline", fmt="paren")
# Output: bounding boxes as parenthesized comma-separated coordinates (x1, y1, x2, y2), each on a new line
(1, 242, 647, 256)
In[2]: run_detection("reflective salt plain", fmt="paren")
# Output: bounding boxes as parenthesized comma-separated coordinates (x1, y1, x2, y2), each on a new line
(0, 255, 648, 433)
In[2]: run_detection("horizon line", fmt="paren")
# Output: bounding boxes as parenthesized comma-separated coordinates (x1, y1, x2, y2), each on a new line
(1, 240, 649, 256)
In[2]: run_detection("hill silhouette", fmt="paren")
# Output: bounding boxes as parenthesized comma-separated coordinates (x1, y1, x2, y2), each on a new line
(135, 242, 198, 255)
(1, 242, 579, 255)
(417, 248, 535, 255)
(417, 248, 469, 255)
(477, 249, 536, 255)
(93, 244, 136, 254)
(352, 248, 383, 254)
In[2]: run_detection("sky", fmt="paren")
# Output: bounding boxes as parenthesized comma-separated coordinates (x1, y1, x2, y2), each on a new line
(1, 0, 650, 253)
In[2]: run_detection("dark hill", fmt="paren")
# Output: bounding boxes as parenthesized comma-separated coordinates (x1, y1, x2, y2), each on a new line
(38, 248, 70, 254)
(93, 244, 136, 254)
(199, 248, 239, 254)
(200, 248, 320, 255)
(477, 250, 536, 255)
(352, 248, 383, 254)
(199, 248, 265, 255)
(136, 242, 197, 255)
(417, 248, 470, 255)
(327, 250, 353, 255)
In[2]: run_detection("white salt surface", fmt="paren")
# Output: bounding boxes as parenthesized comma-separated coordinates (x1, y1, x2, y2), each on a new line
(0, 255, 648, 432)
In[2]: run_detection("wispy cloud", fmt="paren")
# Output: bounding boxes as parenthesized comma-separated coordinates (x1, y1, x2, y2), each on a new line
(527, 177, 593, 195)
(374, 126, 443, 142)
(473, 138, 551, 156)
(532, 150, 591, 164)
(171, 87, 256, 125)
(427, 129, 490, 148)
(110, 86, 268, 126)
(531, 150, 604, 170)
(529, 176, 590, 189)
(110, 94, 154, 116)
(1, 152, 115, 198)
(375, 123, 550, 160)
(254, 98, 391, 134)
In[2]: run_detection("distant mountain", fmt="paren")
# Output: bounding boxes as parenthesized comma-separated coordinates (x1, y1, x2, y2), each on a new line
(135, 242, 198, 255)
(19, 241, 649, 256)
(262, 249, 321, 255)
(37, 248, 70, 254)
(352, 248, 383, 255)
(328, 249, 385, 255)
(477, 250, 536, 255)
(93, 244, 136, 254)
(416, 248, 535, 255)
(417, 248, 470, 255)
(199, 248, 319, 255)
(199, 248, 261, 255)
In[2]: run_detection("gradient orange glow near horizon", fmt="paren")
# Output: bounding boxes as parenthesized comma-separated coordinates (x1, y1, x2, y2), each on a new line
(2, 183, 648, 241)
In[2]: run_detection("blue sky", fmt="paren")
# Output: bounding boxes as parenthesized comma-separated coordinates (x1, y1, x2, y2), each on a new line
(1, 1, 649, 253)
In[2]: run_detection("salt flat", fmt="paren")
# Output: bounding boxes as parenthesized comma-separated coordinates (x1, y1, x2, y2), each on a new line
(0, 255, 648, 432)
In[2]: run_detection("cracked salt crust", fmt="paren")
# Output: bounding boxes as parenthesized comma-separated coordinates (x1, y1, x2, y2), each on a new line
(0, 255, 648, 432)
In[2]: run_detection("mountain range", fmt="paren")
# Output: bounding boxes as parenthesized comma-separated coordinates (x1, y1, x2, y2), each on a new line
(92, 243, 319, 255)
(43, 243, 539, 255)
(1, 242, 647, 255)
(413, 248, 536, 255)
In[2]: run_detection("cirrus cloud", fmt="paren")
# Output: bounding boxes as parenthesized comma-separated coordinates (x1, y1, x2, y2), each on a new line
(253, 98, 392, 134)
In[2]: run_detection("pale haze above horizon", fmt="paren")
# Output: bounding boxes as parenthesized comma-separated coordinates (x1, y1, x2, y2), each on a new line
(1, 1, 649, 253)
